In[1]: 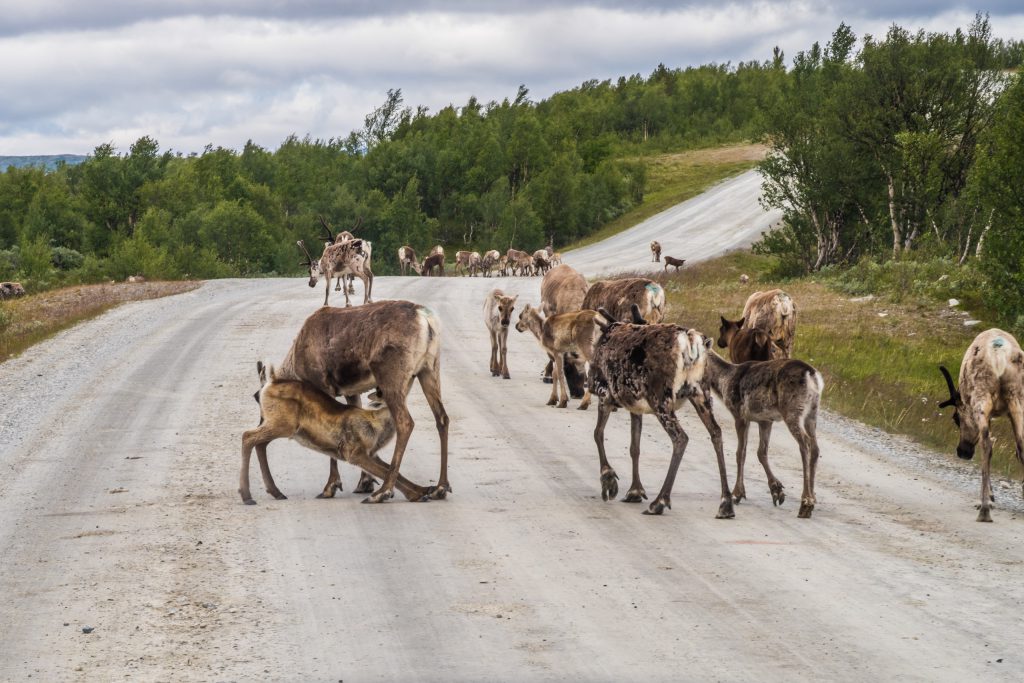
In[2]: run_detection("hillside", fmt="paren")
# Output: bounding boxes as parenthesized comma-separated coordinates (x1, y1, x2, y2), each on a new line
(0, 154, 88, 171)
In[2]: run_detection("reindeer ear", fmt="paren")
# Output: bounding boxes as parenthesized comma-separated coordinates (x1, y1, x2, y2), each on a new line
(510, 295, 518, 303)
(704, 337, 713, 349)
(720, 316, 728, 325)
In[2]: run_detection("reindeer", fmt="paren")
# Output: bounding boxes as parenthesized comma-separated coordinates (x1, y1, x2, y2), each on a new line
(468, 251, 483, 277)
(421, 252, 445, 276)
(497, 255, 510, 277)
(582, 278, 666, 324)
(239, 365, 437, 504)
(484, 290, 518, 379)
(298, 239, 373, 307)
(589, 311, 734, 518)
(273, 302, 451, 503)
(663, 256, 685, 272)
(703, 348, 824, 518)
(650, 241, 662, 262)
(720, 325, 784, 364)
(318, 215, 364, 295)
(540, 264, 590, 392)
(398, 246, 422, 275)
(1, 282, 26, 298)
(506, 248, 530, 276)
(453, 250, 473, 276)
(718, 289, 797, 359)
(481, 250, 501, 277)
(515, 304, 603, 410)
(532, 249, 551, 276)
(937, 329, 1024, 522)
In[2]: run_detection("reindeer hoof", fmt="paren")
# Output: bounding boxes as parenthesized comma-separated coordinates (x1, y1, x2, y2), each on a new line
(242, 498, 256, 506)
(427, 484, 450, 500)
(643, 498, 670, 515)
(621, 488, 647, 503)
(797, 502, 814, 518)
(557, 401, 568, 409)
(542, 377, 553, 384)
(600, 470, 619, 501)
(502, 373, 510, 379)
(577, 403, 589, 411)
(976, 507, 993, 522)
(717, 499, 736, 519)
(353, 476, 378, 494)
(546, 398, 557, 406)
(268, 490, 287, 501)
(770, 483, 786, 506)
(362, 489, 395, 504)
(731, 489, 746, 505)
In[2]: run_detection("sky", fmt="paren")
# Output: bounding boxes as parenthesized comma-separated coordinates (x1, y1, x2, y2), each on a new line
(1, 2, 1022, 156)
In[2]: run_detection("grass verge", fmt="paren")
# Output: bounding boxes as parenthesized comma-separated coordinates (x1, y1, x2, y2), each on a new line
(0, 280, 200, 363)
(651, 251, 1022, 479)
(567, 143, 766, 250)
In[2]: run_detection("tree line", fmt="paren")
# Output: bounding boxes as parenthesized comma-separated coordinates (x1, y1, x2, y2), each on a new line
(755, 15, 1024, 323)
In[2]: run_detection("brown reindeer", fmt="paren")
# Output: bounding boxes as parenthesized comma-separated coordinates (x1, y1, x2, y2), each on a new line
(239, 366, 436, 504)
(650, 241, 662, 262)
(938, 329, 1024, 522)
(421, 252, 445, 276)
(481, 249, 501, 277)
(274, 302, 451, 503)
(540, 264, 590, 393)
(704, 350, 824, 517)
(719, 289, 797, 358)
(582, 278, 666, 324)
(506, 248, 531, 276)
(497, 255, 510, 277)
(589, 312, 734, 518)
(516, 304, 604, 410)
(1, 282, 27, 298)
(532, 249, 551, 276)
(484, 289, 518, 379)
(468, 251, 483, 277)
(298, 239, 373, 307)
(397, 246, 421, 275)
(718, 319, 785, 363)
(318, 215, 364, 295)
(453, 250, 473, 276)
(663, 256, 686, 272)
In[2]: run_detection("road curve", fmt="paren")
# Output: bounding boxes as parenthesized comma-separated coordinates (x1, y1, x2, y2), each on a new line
(563, 170, 782, 275)
(1, 178, 1022, 682)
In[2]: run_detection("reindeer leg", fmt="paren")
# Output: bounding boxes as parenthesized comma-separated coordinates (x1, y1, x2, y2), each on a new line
(593, 400, 619, 501)
(577, 361, 591, 410)
(805, 406, 821, 511)
(977, 428, 994, 522)
(417, 362, 451, 499)
(342, 393, 378, 494)
(645, 401, 687, 515)
(500, 328, 510, 379)
(239, 432, 260, 504)
(756, 421, 785, 506)
(489, 329, 500, 376)
(555, 356, 570, 409)
(546, 354, 560, 406)
(323, 278, 331, 307)
(622, 413, 647, 502)
(255, 443, 287, 501)
(690, 389, 734, 519)
(732, 418, 749, 503)
(1009, 403, 1024, 498)
(348, 274, 355, 295)
(363, 271, 373, 303)
(316, 459, 344, 499)
(784, 417, 815, 518)
(542, 358, 553, 383)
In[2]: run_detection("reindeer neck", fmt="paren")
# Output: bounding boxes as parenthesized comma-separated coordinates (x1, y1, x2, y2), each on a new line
(704, 351, 738, 399)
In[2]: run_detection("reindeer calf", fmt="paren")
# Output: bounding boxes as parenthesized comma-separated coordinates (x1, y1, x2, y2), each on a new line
(484, 289, 517, 379)
(650, 241, 661, 262)
(938, 329, 1024, 522)
(718, 318, 784, 363)
(239, 364, 435, 504)
(704, 350, 824, 518)
(663, 256, 685, 272)
(516, 304, 603, 409)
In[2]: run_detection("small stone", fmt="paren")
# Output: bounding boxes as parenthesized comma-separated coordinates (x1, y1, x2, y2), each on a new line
(964, 319, 982, 327)
(948, 298, 959, 307)
(81, 626, 94, 634)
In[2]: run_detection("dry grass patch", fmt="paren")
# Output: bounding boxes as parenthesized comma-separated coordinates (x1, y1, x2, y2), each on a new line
(643, 251, 1022, 478)
(0, 280, 200, 362)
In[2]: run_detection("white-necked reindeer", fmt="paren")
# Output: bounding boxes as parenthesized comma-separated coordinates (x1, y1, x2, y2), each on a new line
(938, 329, 1024, 522)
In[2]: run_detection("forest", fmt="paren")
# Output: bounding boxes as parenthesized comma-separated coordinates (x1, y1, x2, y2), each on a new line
(1, 16, 1022, 320)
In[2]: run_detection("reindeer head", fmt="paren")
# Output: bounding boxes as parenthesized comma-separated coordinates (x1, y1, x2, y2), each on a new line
(717, 316, 744, 349)
(515, 304, 542, 334)
(938, 365, 978, 460)
(297, 240, 322, 287)
(497, 295, 518, 327)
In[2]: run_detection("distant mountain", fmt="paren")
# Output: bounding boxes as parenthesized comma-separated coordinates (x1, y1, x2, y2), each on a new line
(0, 154, 89, 171)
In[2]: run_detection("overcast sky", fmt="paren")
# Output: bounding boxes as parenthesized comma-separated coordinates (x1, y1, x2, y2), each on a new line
(1, 2, 1021, 156)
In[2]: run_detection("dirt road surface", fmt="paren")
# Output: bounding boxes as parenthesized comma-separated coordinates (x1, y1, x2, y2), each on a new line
(2, 176, 1023, 682)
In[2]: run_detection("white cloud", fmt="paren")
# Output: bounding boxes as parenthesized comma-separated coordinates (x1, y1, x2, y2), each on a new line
(0, 3, 1021, 155)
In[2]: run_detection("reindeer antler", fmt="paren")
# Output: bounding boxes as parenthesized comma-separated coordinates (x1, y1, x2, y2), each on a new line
(296, 240, 315, 266)
(938, 365, 960, 408)
(317, 215, 335, 244)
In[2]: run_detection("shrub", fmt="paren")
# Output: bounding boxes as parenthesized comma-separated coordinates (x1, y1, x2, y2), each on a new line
(51, 246, 84, 270)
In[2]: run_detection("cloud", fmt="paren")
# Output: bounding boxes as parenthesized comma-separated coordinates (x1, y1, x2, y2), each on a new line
(0, 2, 1022, 155)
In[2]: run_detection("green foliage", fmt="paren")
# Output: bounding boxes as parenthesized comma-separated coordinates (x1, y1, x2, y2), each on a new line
(18, 235, 53, 280)
(51, 246, 84, 270)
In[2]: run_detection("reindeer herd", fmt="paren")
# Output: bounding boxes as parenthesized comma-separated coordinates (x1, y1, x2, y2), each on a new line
(241, 227, 1024, 524)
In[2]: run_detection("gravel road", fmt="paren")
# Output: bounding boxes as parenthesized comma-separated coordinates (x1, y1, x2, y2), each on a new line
(1, 174, 1022, 682)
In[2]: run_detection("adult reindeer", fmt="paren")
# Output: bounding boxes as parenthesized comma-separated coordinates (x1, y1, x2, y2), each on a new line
(540, 264, 589, 394)
(938, 329, 1024, 522)
(719, 289, 797, 358)
(298, 239, 373, 307)
(589, 310, 734, 518)
(272, 302, 451, 503)
(398, 246, 422, 275)
(582, 278, 665, 324)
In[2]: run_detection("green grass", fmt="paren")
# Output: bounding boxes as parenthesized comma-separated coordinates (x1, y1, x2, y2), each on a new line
(653, 251, 1023, 478)
(567, 143, 765, 250)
